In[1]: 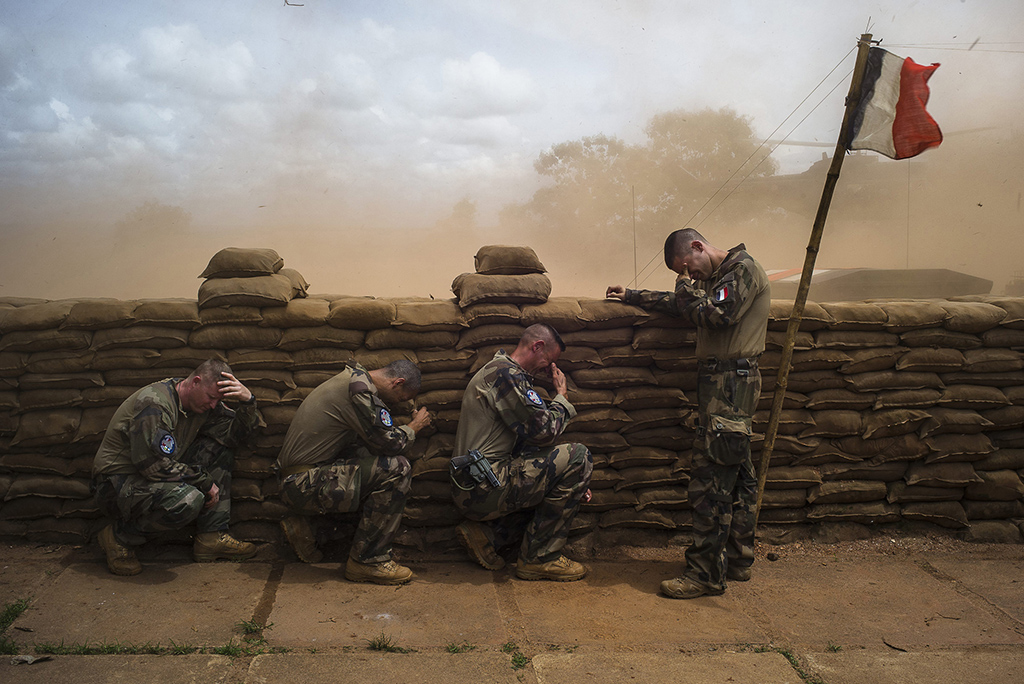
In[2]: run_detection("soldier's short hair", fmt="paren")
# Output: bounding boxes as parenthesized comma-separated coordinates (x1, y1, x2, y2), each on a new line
(664, 228, 707, 267)
(190, 359, 232, 385)
(381, 359, 422, 394)
(520, 323, 565, 352)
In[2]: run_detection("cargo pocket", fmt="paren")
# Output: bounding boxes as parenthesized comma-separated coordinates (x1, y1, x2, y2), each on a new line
(706, 414, 752, 467)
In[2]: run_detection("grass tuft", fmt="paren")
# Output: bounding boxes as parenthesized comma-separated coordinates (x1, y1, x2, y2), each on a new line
(445, 641, 476, 654)
(366, 630, 414, 654)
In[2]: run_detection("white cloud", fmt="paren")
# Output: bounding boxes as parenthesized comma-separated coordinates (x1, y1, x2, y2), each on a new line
(424, 52, 541, 118)
(138, 24, 254, 100)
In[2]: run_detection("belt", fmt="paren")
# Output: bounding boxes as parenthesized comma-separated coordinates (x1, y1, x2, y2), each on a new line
(699, 357, 758, 374)
(279, 464, 314, 477)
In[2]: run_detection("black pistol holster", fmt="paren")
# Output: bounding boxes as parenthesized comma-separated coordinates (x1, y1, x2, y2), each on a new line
(450, 449, 501, 490)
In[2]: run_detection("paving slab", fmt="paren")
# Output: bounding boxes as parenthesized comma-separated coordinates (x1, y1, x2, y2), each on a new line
(749, 559, 1024, 648)
(805, 647, 1024, 684)
(246, 652, 538, 683)
(13, 562, 271, 647)
(511, 562, 768, 646)
(3, 654, 241, 684)
(532, 650, 801, 684)
(0, 544, 70, 605)
(925, 558, 1024, 624)
(267, 561, 507, 649)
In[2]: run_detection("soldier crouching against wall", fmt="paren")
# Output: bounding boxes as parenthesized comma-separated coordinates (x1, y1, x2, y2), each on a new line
(275, 359, 432, 585)
(92, 359, 261, 576)
(451, 323, 593, 581)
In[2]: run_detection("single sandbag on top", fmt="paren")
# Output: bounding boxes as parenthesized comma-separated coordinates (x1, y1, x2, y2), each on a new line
(474, 245, 546, 275)
(199, 247, 284, 279)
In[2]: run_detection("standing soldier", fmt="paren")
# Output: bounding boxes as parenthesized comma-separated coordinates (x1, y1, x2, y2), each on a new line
(92, 359, 261, 576)
(451, 324, 593, 581)
(276, 359, 431, 585)
(606, 228, 770, 599)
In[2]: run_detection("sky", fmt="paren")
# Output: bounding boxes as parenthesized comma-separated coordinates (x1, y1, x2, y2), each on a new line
(1, 0, 1022, 300)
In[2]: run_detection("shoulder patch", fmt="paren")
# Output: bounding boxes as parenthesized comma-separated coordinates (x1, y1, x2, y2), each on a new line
(378, 407, 393, 427)
(525, 389, 544, 406)
(714, 285, 731, 303)
(158, 432, 176, 455)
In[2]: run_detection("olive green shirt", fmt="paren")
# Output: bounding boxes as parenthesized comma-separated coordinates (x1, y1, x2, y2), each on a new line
(277, 362, 416, 468)
(453, 350, 576, 466)
(92, 378, 261, 493)
(625, 244, 770, 360)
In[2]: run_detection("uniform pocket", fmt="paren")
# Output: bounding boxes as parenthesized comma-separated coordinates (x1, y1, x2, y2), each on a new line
(706, 414, 752, 466)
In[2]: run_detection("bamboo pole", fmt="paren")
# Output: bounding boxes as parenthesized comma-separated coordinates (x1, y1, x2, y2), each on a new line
(754, 33, 876, 523)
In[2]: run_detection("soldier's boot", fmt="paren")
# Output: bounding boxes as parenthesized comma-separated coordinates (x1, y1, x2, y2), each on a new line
(726, 565, 751, 582)
(660, 576, 725, 600)
(280, 516, 323, 563)
(98, 524, 142, 576)
(515, 555, 587, 582)
(193, 531, 257, 562)
(344, 558, 413, 585)
(456, 521, 505, 570)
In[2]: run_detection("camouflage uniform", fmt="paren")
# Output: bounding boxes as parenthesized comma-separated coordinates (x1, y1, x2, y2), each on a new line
(624, 244, 770, 592)
(276, 363, 415, 564)
(452, 350, 593, 563)
(92, 378, 262, 547)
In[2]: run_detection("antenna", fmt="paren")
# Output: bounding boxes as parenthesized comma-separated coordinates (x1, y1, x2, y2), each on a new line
(631, 185, 637, 288)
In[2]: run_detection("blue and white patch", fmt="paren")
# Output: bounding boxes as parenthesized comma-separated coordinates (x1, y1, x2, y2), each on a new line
(714, 285, 730, 302)
(159, 433, 176, 455)
(526, 389, 544, 406)
(379, 408, 393, 427)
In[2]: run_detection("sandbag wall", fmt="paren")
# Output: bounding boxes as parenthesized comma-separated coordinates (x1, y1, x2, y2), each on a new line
(1, 295, 1023, 549)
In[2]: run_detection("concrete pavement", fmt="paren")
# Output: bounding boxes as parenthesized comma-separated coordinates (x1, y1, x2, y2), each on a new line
(2, 538, 1023, 683)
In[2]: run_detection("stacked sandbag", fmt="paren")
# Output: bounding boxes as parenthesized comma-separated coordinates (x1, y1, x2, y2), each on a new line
(450, 245, 551, 308)
(197, 247, 309, 310)
(3, 286, 1024, 549)
(756, 296, 1024, 542)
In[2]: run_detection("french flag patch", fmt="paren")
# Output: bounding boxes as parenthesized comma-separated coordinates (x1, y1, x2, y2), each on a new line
(714, 286, 729, 303)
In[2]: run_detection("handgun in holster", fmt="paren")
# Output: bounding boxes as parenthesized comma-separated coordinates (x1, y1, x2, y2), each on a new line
(450, 449, 501, 491)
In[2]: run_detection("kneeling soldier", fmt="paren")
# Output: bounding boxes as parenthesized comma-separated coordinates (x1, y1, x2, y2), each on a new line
(92, 359, 261, 576)
(276, 359, 431, 584)
(451, 324, 593, 581)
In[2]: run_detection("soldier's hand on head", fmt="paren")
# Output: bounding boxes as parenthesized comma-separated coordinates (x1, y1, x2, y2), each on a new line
(217, 372, 253, 403)
(204, 483, 220, 509)
(408, 407, 432, 433)
(550, 364, 568, 396)
(605, 285, 626, 300)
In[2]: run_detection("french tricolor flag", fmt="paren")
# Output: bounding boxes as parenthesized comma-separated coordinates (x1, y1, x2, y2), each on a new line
(847, 47, 942, 160)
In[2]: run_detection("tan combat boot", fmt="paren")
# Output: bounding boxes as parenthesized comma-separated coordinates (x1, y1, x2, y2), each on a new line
(515, 555, 587, 582)
(456, 521, 505, 570)
(344, 558, 413, 585)
(98, 524, 142, 576)
(280, 516, 323, 563)
(660, 576, 724, 599)
(193, 531, 257, 562)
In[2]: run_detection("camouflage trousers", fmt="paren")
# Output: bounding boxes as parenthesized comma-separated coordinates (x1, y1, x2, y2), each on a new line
(451, 442, 592, 563)
(93, 437, 234, 547)
(684, 362, 760, 592)
(279, 448, 411, 564)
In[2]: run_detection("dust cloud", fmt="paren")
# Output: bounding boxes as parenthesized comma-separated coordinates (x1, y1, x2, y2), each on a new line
(0, 116, 1021, 304)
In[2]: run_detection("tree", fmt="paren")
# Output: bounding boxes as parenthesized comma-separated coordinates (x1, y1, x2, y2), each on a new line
(500, 107, 778, 241)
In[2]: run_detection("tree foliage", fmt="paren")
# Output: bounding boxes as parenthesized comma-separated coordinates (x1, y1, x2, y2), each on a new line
(500, 107, 778, 241)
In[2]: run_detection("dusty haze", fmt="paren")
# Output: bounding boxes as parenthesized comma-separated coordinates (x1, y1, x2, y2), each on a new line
(1, 1, 1022, 301)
